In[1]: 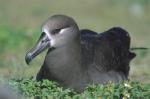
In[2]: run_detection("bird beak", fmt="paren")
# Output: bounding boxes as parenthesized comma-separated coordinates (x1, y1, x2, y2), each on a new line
(25, 32, 50, 65)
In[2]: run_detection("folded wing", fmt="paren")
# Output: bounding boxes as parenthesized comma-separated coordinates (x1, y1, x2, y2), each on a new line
(81, 27, 136, 78)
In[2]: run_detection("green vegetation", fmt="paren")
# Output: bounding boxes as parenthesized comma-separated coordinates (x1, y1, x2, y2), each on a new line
(9, 78, 150, 99)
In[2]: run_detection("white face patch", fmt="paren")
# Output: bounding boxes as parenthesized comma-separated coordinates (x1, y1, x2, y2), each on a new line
(42, 26, 51, 39)
(42, 26, 55, 47)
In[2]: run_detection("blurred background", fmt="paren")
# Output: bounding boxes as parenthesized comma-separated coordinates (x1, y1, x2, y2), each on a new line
(0, 0, 149, 83)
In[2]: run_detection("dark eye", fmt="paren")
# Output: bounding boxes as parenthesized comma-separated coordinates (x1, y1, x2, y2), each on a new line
(51, 29, 61, 35)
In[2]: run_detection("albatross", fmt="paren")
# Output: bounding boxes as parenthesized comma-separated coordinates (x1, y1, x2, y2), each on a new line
(25, 15, 136, 91)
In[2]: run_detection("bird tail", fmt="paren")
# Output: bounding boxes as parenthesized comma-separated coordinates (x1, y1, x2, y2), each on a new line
(130, 47, 148, 50)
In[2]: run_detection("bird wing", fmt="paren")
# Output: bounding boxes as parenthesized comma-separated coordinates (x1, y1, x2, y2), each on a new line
(81, 27, 136, 77)
(80, 29, 98, 66)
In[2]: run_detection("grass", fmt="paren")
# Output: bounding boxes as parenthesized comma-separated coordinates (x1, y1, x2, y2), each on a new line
(0, 0, 150, 84)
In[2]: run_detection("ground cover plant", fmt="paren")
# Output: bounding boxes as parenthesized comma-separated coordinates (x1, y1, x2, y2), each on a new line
(9, 78, 150, 99)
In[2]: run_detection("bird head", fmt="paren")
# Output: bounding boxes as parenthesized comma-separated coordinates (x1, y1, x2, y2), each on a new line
(25, 15, 79, 64)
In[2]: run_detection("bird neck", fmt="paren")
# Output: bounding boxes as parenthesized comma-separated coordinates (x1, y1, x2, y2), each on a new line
(43, 36, 85, 83)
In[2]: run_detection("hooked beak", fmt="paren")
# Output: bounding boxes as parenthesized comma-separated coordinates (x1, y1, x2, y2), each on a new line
(25, 32, 51, 65)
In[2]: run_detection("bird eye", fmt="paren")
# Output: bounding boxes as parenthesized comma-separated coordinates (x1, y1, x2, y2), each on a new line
(52, 29, 61, 35)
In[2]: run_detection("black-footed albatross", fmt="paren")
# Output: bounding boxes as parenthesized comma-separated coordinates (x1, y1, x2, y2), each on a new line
(25, 15, 136, 91)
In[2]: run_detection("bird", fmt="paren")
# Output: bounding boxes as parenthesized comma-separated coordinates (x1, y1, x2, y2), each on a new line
(25, 15, 136, 92)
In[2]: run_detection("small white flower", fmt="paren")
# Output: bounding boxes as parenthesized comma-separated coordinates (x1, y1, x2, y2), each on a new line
(125, 93, 130, 98)
(124, 83, 131, 88)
